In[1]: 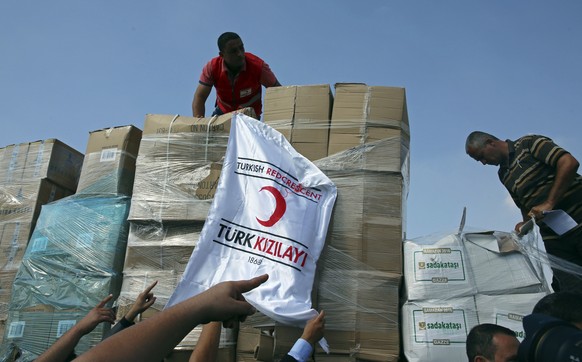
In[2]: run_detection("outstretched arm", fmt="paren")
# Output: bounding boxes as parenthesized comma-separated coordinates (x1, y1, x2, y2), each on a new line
(75, 274, 268, 362)
(37, 295, 115, 362)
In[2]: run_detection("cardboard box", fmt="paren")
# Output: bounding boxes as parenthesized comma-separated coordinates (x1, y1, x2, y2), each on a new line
(0, 143, 30, 185)
(22, 195, 130, 275)
(0, 222, 33, 272)
(328, 84, 409, 156)
(0, 179, 73, 236)
(4, 310, 53, 356)
(402, 297, 479, 362)
(48, 310, 109, 355)
(129, 109, 254, 222)
(124, 221, 201, 272)
(0, 318, 5, 345)
(322, 171, 406, 273)
(264, 85, 333, 161)
(316, 271, 401, 359)
(77, 125, 142, 195)
(23, 139, 84, 191)
(0, 270, 17, 318)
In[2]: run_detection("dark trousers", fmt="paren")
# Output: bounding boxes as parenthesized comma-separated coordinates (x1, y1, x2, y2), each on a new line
(543, 227, 582, 293)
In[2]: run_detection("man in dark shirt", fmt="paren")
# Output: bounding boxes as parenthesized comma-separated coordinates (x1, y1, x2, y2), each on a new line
(466, 131, 582, 292)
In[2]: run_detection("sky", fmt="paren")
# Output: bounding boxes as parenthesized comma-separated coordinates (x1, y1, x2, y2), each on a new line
(1, 1, 581, 239)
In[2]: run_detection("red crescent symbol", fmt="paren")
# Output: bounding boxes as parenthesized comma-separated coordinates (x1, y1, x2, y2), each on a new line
(256, 186, 287, 227)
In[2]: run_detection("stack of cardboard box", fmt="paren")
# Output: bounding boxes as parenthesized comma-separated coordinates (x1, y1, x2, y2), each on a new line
(1, 126, 141, 356)
(5, 195, 131, 356)
(234, 85, 334, 361)
(0, 139, 83, 343)
(120, 110, 254, 359)
(240, 84, 409, 362)
(315, 83, 408, 362)
(401, 230, 550, 362)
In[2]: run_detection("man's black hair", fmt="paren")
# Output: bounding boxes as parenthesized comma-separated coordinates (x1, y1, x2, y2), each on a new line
(217, 32, 241, 51)
(466, 323, 516, 361)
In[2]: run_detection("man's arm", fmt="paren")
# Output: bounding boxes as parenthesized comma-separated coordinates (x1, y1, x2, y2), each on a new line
(75, 274, 268, 362)
(192, 84, 212, 117)
(36, 295, 115, 362)
(189, 322, 222, 362)
(529, 153, 580, 219)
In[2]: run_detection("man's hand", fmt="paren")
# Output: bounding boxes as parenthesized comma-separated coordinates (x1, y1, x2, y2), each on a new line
(198, 274, 269, 328)
(301, 310, 325, 345)
(126, 280, 158, 322)
(75, 295, 116, 335)
(529, 201, 555, 220)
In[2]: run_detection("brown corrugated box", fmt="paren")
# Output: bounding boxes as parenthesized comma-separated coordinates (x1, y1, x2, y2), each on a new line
(23, 139, 84, 191)
(0, 143, 30, 185)
(0, 222, 33, 272)
(1, 139, 84, 191)
(129, 109, 254, 222)
(264, 84, 333, 161)
(77, 125, 142, 195)
(315, 271, 401, 361)
(328, 83, 409, 156)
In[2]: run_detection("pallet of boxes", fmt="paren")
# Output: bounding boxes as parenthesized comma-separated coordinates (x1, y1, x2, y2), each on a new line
(401, 223, 552, 361)
(0, 139, 82, 350)
(120, 109, 256, 362)
(0, 126, 142, 358)
(238, 83, 409, 362)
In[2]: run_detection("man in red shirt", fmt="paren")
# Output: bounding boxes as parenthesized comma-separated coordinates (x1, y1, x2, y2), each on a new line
(192, 32, 280, 118)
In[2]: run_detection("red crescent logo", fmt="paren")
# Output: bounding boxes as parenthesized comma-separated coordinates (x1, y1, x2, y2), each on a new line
(256, 186, 287, 227)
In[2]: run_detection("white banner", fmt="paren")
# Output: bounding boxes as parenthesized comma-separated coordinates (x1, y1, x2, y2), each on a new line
(166, 113, 337, 328)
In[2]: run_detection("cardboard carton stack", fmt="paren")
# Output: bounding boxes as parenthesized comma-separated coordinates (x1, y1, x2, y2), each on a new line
(232, 86, 333, 361)
(121, 110, 254, 358)
(239, 84, 408, 361)
(0, 139, 83, 344)
(401, 230, 550, 362)
(2, 126, 141, 356)
(4, 195, 131, 356)
(313, 84, 409, 361)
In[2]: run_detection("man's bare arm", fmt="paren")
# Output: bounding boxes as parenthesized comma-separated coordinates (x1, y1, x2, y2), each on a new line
(530, 153, 580, 218)
(75, 275, 268, 362)
(192, 84, 212, 117)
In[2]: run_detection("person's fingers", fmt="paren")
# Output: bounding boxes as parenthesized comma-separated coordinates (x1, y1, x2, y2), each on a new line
(96, 294, 113, 308)
(142, 280, 158, 295)
(315, 310, 325, 321)
(236, 274, 269, 294)
(144, 296, 157, 308)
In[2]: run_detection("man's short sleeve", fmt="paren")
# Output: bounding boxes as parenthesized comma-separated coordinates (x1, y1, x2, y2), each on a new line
(260, 62, 278, 87)
(199, 60, 215, 87)
(529, 135, 569, 167)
